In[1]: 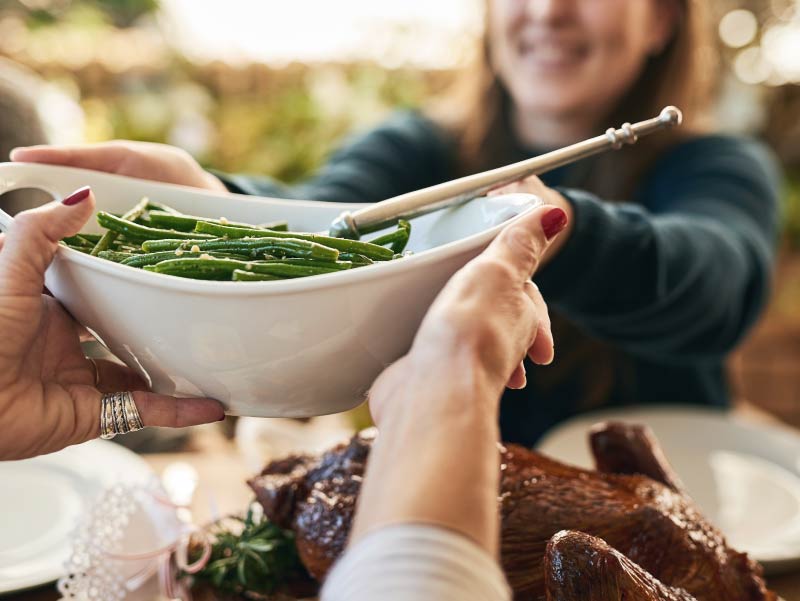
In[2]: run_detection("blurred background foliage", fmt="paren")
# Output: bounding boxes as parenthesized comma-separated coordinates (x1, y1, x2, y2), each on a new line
(0, 0, 465, 182)
(1, 0, 800, 421)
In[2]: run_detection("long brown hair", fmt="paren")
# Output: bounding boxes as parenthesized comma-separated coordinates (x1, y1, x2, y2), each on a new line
(436, 0, 719, 199)
(430, 0, 720, 406)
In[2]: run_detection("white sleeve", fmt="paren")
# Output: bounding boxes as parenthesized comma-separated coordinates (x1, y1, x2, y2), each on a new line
(320, 524, 511, 601)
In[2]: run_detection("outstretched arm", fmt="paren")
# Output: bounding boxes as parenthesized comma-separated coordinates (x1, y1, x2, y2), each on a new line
(321, 205, 568, 601)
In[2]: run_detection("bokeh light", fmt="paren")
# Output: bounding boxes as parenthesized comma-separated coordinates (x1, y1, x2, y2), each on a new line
(761, 22, 800, 82)
(719, 9, 759, 48)
(734, 46, 772, 85)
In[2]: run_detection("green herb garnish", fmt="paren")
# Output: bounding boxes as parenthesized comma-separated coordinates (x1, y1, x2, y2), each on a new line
(187, 504, 305, 597)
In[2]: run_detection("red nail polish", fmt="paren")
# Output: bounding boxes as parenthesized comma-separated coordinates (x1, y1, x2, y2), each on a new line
(542, 207, 567, 240)
(62, 186, 91, 206)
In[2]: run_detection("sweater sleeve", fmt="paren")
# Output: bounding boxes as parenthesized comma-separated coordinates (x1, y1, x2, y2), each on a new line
(536, 136, 782, 363)
(215, 110, 454, 203)
(320, 524, 511, 601)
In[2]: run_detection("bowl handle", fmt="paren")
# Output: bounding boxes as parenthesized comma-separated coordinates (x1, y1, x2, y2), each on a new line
(0, 161, 67, 233)
(0, 161, 65, 198)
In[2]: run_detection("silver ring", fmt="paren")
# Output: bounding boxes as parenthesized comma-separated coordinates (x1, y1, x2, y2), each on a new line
(100, 392, 144, 439)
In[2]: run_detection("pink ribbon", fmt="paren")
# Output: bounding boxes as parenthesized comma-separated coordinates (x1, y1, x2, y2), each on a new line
(100, 492, 214, 601)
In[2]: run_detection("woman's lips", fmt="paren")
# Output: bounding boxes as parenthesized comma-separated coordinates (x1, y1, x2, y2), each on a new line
(517, 39, 588, 73)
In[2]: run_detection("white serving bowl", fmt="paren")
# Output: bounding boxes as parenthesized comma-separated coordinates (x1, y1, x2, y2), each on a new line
(0, 162, 538, 417)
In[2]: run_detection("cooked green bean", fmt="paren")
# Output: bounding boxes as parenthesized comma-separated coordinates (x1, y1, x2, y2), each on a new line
(62, 242, 93, 254)
(63, 234, 95, 248)
(244, 262, 343, 278)
(194, 222, 394, 261)
(338, 252, 374, 266)
(142, 237, 339, 262)
(151, 257, 345, 280)
(145, 200, 181, 215)
(368, 219, 411, 253)
(232, 270, 281, 281)
(121, 250, 251, 268)
(258, 258, 353, 270)
(91, 198, 149, 256)
(77, 233, 103, 244)
(151, 258, 243, 280)
(96, 212, 215, 242)
(148, 211, 289, 233)
(97, 250, 135, 263)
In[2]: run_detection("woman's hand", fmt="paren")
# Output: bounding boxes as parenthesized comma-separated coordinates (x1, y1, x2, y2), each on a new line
(0, 187, 224, 460)
(370, 204, 568, 425)
(11, 141, 228, 193)
(489, 175, 574, 264)
(354, 205, 567, 553)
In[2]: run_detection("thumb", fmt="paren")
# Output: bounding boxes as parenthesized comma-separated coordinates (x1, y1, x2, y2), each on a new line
(0, 186, 95, 298)
(485, 205, 568, 281)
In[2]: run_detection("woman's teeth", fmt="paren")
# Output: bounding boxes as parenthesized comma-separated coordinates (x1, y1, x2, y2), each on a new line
(520, 41, 585, 68)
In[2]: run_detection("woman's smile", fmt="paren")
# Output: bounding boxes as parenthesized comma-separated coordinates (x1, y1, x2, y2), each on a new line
(516, 34, 589, 74)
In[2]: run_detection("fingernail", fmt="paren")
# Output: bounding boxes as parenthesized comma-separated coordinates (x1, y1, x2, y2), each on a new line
(62, 186, 91, 206)
(542, 207, 567, 240)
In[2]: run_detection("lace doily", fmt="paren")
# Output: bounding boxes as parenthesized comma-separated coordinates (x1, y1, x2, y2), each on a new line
(57, 479, 188, 601)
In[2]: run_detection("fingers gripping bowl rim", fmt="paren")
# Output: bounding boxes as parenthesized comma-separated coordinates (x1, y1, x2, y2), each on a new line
(0, 162, 542, 416)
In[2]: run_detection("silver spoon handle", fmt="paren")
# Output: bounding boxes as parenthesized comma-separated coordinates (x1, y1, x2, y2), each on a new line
(329, 106, 682, 238)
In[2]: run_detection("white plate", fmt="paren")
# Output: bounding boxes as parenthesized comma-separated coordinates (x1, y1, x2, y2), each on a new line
(537, 405, 800, 575)
(0, 440, 153, 594)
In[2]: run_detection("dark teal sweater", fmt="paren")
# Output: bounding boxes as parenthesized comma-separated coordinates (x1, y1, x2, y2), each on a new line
(218, 111, 782, 445)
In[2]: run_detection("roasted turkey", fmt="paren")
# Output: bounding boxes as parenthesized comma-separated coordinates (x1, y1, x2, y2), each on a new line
(248, 422, 776, 601)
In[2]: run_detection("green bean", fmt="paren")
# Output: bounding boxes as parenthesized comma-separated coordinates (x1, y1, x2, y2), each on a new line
(258, 221, 289, 231)
(62, 242, 93, 254)
(244, 262, 343, 278)
(141, 238, 204, 252)
(257, 258, 353, 270)
(338, 252, 374, 266)
(145, 200, 181, 215)
(148, 211, 288, 233)
(151, 258, 243, 280)
(77, 233, 103, 244)
(232, 270, 281, 281)
(117, 245, 144, 254)
(121, 250, 250, 268)
(63, 234, 95, 248)
(97, 250, 135, 263)
(91, 198, 149, 256)
(368, 220, 411, 253)
(151, 257, 345, 281)
(142, 237, 339, 262)
(96, 212, 215, 242)
(194, 222, 394, 261)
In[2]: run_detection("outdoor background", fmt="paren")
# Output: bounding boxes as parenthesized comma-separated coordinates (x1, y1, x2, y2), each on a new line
(1, 0, 799, 425)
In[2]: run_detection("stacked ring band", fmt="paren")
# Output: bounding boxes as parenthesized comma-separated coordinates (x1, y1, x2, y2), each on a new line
(100, 391, 144, 440)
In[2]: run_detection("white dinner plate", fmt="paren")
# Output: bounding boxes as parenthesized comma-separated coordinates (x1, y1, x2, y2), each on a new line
(537, 405, 800, 575)
(0, 440, 153, 594)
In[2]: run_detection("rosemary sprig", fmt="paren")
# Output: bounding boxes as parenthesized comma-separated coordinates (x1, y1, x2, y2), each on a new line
(187, 504, 306, 597)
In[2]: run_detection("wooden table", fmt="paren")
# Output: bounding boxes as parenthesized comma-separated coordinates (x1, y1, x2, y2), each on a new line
(8, 421, 800, 601)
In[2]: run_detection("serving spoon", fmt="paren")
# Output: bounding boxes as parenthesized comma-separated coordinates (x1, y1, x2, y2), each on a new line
(328, 106, 682, 239)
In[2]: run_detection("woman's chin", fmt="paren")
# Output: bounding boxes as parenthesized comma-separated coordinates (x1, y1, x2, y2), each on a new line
(513, 92, 597, 123)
